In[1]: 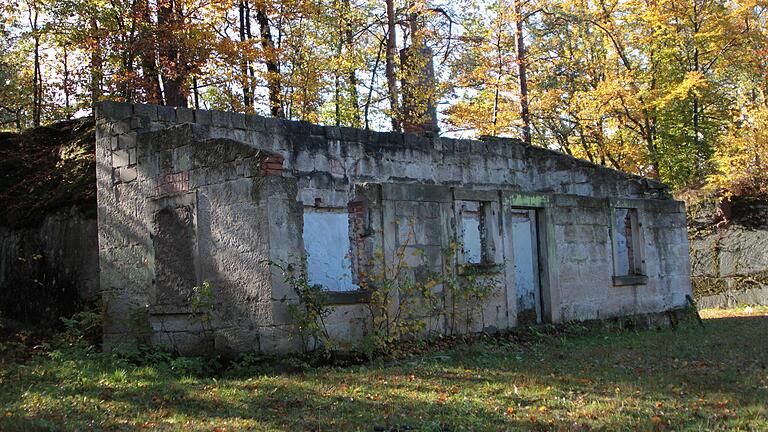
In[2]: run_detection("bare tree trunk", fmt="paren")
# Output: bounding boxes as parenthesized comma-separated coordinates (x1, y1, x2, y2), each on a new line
(691, 0, 701, 153)
(335, 0, 342, 126)
(90, 17, 103, 108)
(492, 26, 502, 136)
(63, 45, 71, 115)
(335, 55, 341, 125)
(344, 0, 361, 127)
(692, 49, 700, 150)
(245, 1, 256, 109)
(192, 76, 200, 109)
(158, 0, 187, 107)
(27, 0, 42, 126)
(365, 38, 385, 130)
(511, 0, 530, 144)
(139, 0, 163, 104)
(255, 7, 284, 118)
(239, 1, 252, 109)
(384, 0, 401, 131)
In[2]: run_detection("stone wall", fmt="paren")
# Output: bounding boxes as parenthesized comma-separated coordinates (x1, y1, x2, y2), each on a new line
(96, 102, 692, 355)
(688, 197, 768, 308)
(690, 226, 768, 308)
(0, 207, 98, 327)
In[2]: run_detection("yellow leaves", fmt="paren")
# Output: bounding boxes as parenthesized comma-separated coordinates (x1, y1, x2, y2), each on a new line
(654, 71, 707, 109)
(709, 104, 768, 197)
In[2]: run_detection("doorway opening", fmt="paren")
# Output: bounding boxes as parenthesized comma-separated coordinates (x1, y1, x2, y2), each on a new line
(509, 208, 542, 325)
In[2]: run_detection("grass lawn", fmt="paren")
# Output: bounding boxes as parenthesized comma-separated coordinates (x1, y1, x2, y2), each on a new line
(1, 307, 767, 431)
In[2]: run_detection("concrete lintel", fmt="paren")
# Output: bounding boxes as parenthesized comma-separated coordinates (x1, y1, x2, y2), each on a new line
(453, 188, 499, 202)
(321, 290, 371, 305)
(609, 197, 648, 209)
(502, 191, 552, 208)
(613, 275, 649, 286)
(381, 183, 451, 203)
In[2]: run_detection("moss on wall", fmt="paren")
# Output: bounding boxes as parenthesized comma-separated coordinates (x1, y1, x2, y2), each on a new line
(0, 117, 96, 228)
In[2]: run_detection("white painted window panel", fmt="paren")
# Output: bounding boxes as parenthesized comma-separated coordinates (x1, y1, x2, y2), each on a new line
(461, 213, 482, 264)
(302, 210, 358, 291)
(614, 208, 631, 276)
(511, 212, 537, 311)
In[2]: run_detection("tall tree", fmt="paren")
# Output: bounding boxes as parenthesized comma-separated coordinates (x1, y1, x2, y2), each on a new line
(511, 0, 530, 144)
(384, 0, 401, 131)
(255, 3, 284, 117)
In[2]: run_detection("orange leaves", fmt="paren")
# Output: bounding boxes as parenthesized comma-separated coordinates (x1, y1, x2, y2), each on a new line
(650, 415, 664, 428)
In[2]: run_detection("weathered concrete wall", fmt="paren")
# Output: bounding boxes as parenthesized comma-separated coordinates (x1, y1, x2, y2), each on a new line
(691, 226, 768, 308)
(688, 197, 768, 308)
(0, 207, 98, 326)
(96, 102, 692, 355)
(555, 196, 690, 320)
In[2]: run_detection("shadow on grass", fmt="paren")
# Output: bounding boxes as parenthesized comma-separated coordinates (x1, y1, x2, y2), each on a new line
(1, 315, 766, 431)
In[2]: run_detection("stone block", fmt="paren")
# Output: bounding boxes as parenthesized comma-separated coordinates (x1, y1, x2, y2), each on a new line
(149, 315, 205, 333)
(99, 101, 133, 120)
(150, 330, 215, 356)
(211, 110, 232, 128)
(258, 326, 302, 354)
(563, 224, 595, 244)
(214, 326, 260, 357)
(113, 149, 130, 168)
(134, 104, 158, 121)
(177, 107, 195, 123)
(118, 132, 137, 149)
(118, 166, 138, 183)
(264, 117, 287, 135)
(157, 105, 177, 122)
(325, 126, 341, 140)
(232, 112, 246, 129)
(195, 109, 212, 125)
(246, 114, 265, 131)
(112, 119, 132, 134)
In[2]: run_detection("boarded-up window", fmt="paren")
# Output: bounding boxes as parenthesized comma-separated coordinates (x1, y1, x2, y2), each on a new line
(614, 208, 641, 276)
(302, 208, 358, 291)
(153, 205, 197, 305)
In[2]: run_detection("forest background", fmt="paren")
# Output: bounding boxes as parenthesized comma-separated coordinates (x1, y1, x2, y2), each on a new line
(1, 0, 767, 196)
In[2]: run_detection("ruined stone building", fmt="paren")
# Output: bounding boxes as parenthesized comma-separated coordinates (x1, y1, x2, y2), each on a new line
(96, 102, 692, 354)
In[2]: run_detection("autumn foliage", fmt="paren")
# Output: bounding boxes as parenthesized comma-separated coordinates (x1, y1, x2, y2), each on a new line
(1, 0, 767, 195)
